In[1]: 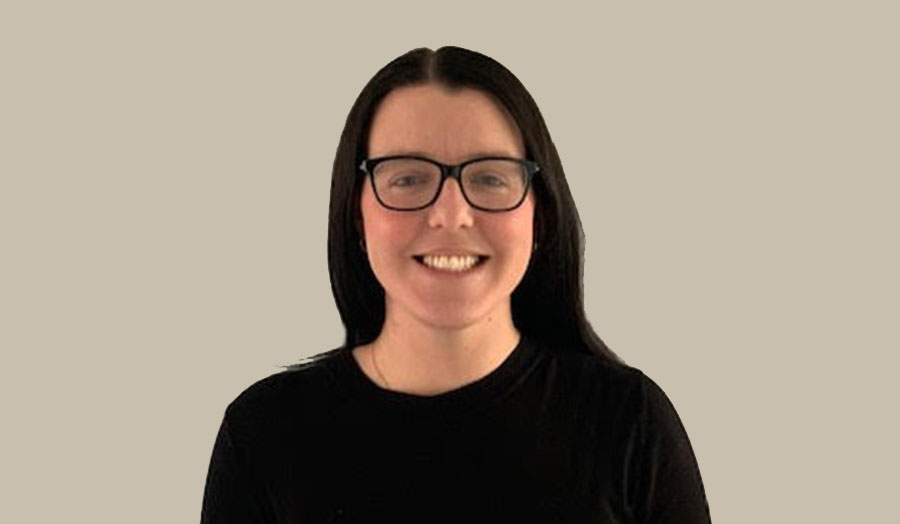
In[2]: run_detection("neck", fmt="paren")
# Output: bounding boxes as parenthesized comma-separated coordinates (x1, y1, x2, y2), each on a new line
(369, 302, 521, 396)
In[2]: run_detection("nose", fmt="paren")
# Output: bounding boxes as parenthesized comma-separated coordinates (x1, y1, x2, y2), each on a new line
(426, 177, 475, 229)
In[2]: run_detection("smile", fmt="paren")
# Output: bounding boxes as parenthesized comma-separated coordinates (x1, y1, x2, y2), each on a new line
(413, 254, 489, 272)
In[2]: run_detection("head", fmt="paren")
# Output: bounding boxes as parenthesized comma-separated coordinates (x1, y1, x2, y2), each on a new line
(328, 46, 623, 364)
(360, 83, 536, 332)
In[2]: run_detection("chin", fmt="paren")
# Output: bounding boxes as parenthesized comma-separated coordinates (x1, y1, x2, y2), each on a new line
(407, 296, 509, 331)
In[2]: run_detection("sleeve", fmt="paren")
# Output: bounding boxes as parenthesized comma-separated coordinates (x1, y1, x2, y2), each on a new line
(201, 413, 275, 524)
(625, 371, 712, 524)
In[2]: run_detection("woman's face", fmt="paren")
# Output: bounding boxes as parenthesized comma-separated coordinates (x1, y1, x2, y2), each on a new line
(360, 83, 535, 330)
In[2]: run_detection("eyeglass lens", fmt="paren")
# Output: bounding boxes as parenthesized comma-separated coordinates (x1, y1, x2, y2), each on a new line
(372, 159, 528, 210)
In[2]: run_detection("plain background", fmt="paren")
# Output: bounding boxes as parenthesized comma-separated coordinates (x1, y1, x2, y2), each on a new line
(2, 1, 897, 522)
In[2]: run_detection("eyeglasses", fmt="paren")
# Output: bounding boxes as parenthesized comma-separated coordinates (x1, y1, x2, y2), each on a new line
(359, 155, 540, 212)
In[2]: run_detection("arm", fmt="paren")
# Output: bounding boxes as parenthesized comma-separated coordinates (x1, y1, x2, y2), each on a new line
(626, 371, 712, 524)
(201, 415, 275, 524)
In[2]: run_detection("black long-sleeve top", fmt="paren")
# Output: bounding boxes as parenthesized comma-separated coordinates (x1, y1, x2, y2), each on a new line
(201, 335, 711, 523)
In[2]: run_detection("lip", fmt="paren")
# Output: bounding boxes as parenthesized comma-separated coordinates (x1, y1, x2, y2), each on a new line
(411, 254, 489, 276)
(414, 249, 489, 257)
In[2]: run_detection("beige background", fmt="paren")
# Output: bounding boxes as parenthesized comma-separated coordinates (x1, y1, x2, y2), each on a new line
(2, 1, 897, 522)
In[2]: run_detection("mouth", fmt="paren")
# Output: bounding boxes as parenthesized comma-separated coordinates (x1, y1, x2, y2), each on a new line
(412, 254, 490, 272)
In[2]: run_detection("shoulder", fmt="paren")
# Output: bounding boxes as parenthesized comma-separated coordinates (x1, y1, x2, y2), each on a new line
(583, 356, 682, 430)
(222, 346, 345, 435)
(538, 340, 648, 399)
(536, 341, 682, 427)
(578, 357, 698, 463)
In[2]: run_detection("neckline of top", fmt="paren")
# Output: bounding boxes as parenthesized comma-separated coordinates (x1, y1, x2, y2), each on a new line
(334, 334, 542, 418)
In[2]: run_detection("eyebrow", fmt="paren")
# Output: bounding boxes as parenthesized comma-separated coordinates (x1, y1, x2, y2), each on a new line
(375, 150, 523, 161)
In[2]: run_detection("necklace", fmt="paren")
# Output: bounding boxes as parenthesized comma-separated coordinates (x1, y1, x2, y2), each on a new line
(370, 340, 390, 389)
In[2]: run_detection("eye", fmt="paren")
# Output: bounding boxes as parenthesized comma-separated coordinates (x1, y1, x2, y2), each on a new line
(390, 174, 427, 187)
(472, 174, 507, 187)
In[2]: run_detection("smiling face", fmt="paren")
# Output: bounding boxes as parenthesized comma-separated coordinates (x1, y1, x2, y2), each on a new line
(360, 83, 535, 330)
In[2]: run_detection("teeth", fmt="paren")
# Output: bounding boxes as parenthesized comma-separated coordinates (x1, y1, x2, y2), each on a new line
(421, 255, 481, 271)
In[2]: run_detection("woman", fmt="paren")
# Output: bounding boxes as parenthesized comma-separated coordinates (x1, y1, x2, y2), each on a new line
(202, 46, 711, 523)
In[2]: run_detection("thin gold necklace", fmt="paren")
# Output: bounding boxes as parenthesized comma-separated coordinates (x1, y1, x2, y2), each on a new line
(370, 340, 390, 389)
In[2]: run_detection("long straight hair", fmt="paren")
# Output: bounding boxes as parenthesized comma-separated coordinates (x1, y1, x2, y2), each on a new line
(325, 46, 625, 366)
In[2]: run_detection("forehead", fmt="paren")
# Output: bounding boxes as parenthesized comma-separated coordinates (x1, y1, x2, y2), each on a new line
(367, 84, 525, 162)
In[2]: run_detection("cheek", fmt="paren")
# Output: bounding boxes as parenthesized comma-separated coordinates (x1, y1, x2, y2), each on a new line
(484, 212, 534, 266)
(505, 199, 536, 245)
(360, 191, 417, 261)
(507, 203, 537, 267)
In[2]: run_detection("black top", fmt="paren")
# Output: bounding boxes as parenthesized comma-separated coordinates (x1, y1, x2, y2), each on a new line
(201, 336, 711, 523)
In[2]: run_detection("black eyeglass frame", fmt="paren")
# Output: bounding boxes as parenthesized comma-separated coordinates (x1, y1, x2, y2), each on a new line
(358, 155, 541, 212)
